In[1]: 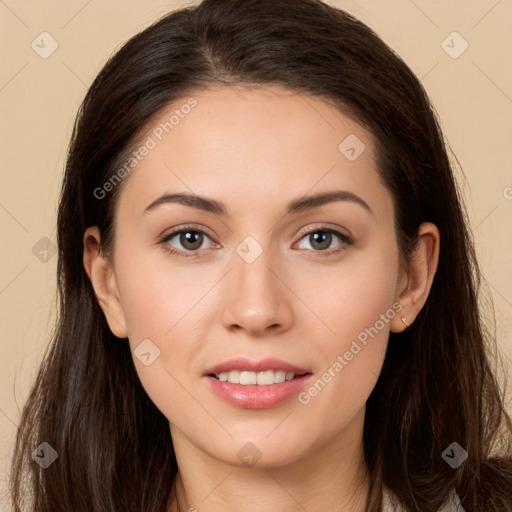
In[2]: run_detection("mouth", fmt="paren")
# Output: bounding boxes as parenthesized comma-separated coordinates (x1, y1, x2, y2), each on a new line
(203, 357, 313, 409)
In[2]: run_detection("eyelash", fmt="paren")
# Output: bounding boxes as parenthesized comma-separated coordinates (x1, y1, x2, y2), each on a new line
(158, 223, 353, 259)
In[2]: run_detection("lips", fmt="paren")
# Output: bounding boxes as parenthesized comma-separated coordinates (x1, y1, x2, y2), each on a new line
(202, 357, 313, 409)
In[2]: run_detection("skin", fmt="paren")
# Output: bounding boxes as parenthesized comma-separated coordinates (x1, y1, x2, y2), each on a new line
(83, 85, 440, 511)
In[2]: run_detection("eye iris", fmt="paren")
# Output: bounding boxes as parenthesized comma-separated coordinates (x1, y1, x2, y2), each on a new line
(180, 231, 203, 250)
(310, 231, 332, 250)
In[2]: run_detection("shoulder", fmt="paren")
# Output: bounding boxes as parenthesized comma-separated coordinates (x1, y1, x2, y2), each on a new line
(382, 486, 466, 511)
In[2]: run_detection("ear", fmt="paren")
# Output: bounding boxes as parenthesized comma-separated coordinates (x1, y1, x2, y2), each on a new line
(390, 222, 440, 333)
(83, 226, 128, 338)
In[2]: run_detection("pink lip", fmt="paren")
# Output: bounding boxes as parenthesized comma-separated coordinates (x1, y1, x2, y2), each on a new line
(204, 374, 313, 409)
(202, 357, 313, 409)
(203, 357, 311, 376)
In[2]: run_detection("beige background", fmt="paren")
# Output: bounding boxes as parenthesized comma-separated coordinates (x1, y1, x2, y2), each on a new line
(1, 0, 511, 509)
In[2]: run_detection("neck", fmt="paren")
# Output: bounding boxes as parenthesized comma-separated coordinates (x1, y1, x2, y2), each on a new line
(167, 408, 371, 512)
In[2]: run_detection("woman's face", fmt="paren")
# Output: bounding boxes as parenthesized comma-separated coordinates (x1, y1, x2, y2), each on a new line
(95, 85, 409, 467)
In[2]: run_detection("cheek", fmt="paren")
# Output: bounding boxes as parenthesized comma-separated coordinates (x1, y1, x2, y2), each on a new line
(113, 236, 211, 339)
(112, 249, 212, 422)
(298, 236, 400, 345)
(294, 241, 400, 414)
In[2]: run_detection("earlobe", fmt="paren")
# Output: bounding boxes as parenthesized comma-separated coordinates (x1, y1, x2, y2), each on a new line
(390, 222, 440, 333)
(83, 226, 128, 338)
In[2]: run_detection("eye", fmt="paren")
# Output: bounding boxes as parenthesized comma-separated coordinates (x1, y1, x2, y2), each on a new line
(158, 223, 353, 259)
(294, 224, 353, 256)
(158, 225, 217, 259)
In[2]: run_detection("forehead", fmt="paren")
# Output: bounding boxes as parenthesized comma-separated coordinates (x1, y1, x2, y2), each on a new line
(115, 85, 391, 221)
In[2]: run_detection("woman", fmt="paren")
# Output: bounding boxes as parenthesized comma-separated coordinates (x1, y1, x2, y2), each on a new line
(10, 0, 512, 510)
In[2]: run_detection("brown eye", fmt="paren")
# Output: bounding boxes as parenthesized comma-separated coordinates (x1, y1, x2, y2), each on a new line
(159, 226, 216, 258)
(175, 230, 205, 251)
(296, 226, 352, 254)
(306, 231, 334, 251)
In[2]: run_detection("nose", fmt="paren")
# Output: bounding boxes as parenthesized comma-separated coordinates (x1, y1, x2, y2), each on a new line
(220, 242, 294, 337)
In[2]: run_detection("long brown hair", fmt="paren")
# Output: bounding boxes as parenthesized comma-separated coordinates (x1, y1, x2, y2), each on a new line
(10, 0, 512, 510)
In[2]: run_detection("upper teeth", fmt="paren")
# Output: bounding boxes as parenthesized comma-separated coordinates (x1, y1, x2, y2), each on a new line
(215, 370, 296, 385)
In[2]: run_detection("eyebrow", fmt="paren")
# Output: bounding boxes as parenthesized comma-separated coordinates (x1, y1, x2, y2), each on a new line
(143, 190, 373, 216)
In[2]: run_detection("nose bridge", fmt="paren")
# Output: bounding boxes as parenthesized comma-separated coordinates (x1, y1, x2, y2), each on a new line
(221, 233, 292, 333)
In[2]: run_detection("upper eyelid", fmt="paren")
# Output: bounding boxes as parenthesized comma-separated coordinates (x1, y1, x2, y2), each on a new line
(161, 223, 215, 240)
(296, 223, 352, 239)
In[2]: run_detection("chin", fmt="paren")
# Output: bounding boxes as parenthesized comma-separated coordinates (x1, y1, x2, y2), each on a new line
(208, 437, 312, 469)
